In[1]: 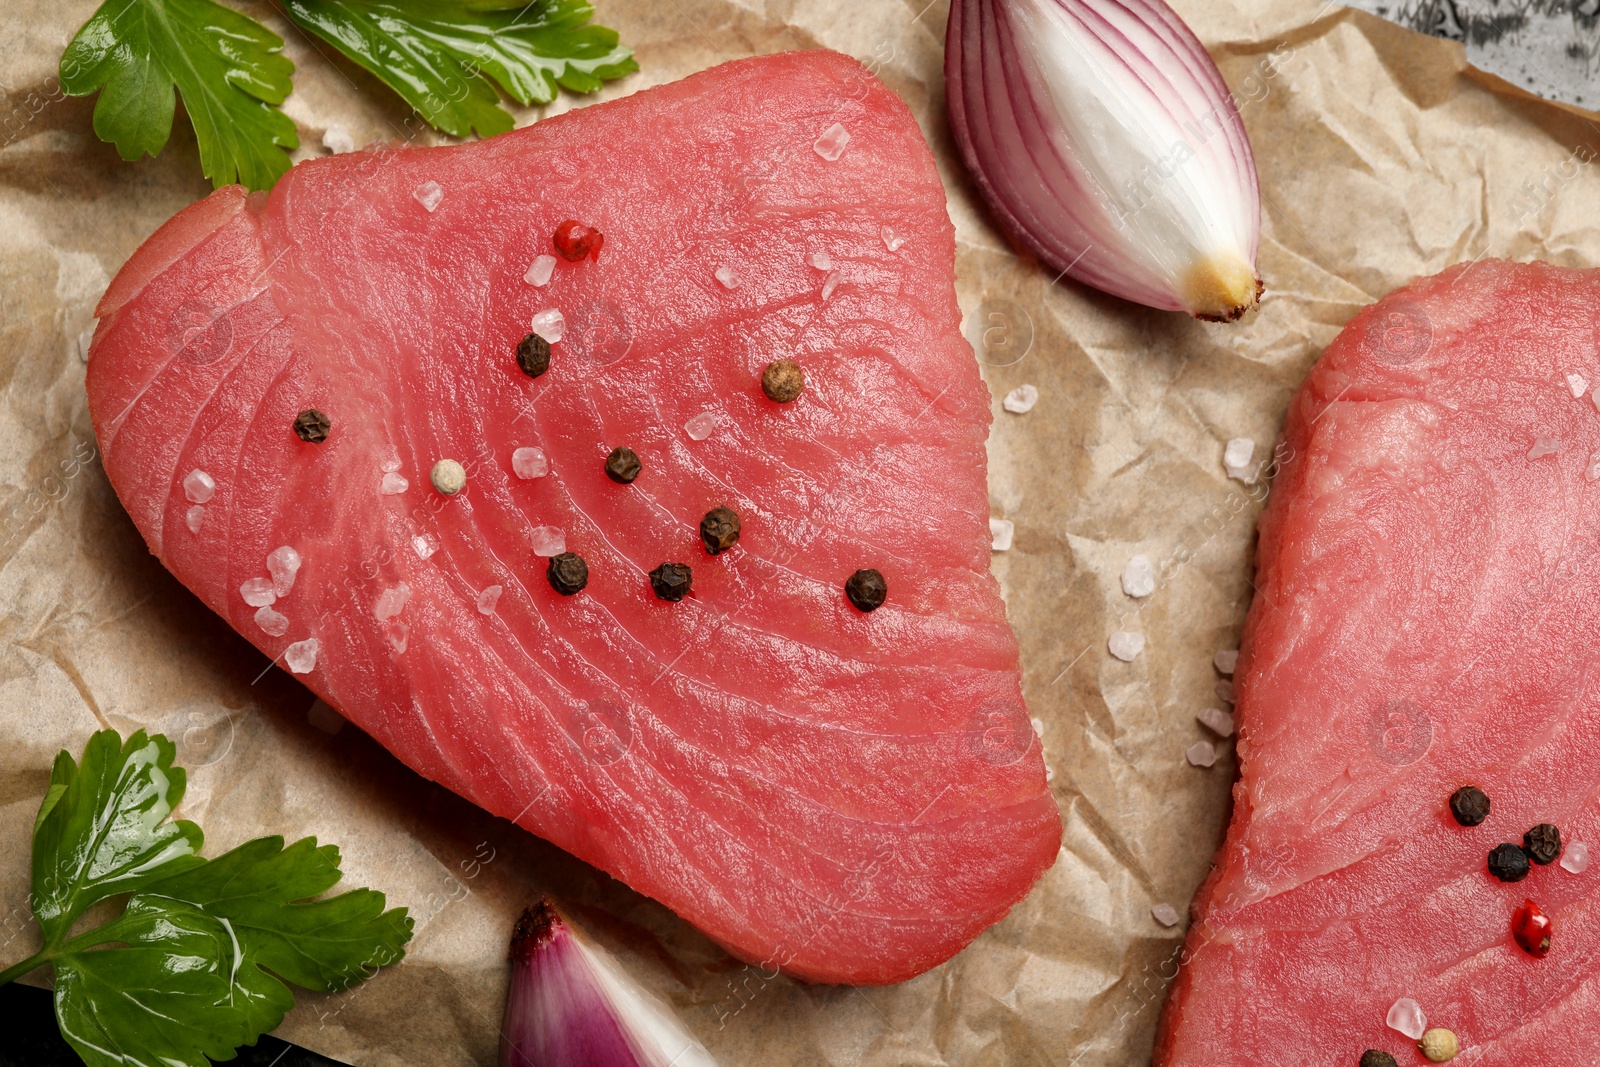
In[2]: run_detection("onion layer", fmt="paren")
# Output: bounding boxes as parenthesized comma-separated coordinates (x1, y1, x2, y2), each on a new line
(946, 0, 1263, 319)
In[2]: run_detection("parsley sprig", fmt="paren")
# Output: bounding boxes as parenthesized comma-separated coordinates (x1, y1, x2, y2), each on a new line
(0, 729, 412, 1067)
(59, 0, 637, 191)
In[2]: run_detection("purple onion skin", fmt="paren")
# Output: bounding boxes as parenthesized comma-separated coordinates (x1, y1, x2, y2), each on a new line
(500, 904, 647, 1067)
(945, 0, 1263, 319)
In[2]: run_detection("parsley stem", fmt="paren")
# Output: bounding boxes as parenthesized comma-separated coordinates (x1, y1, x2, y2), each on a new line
(0, 950, 49, 986)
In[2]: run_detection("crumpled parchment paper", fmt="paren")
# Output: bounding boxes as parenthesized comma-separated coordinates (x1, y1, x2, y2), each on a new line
(3, 0, 1599, 1063)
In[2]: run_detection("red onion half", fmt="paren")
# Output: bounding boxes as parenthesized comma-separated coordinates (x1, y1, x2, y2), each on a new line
(946, 0, 1263, 319)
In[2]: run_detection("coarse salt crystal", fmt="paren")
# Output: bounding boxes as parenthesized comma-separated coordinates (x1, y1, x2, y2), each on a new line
(806, 252, 832, 271)
(1587, 451, 1600, 482)
(531, 308, 565, 343)
(1151, 903, 1181, 927)
(714, 265, 740, 290)
(322, 125, 356, 155)
(1223, 437, 1256, 483)
(477, 585, 503, 615)
(1197, 707, 1236, 737)
(685, 412, 719, 441)
(821, 271, 840, 301)
(381, 473, 409, 495)
(267, 545, 301, 596)
(1186, 740, 1218, 768)
(1108, 631, 1145, 662)
(1562, 840, 1589, 874)
(813, 123, 850, 161)
(412, 533, 439, 559)
(1528, 437, 1561, 460)
(285, 638, 319, 675)
(1569, 373, 1589, 398)
(1215, 679, 1236, 704)
(1003, 385, 1039, 414)
(239, 578, 277, 608)
(414, 181, 443, 213)
(1214, 649, 1239, 675)
(525, 254, 557, 287)
(183, 469, 215, 504)
(385, 619, 410, 654)
(530, 526, 566, 557)
(380, 456, 402, 473)
(1122, 555, 1156, 598)
(881, 225, 905, 252)
(990, 518, 1014, 552)
(1387, 998, 1427, 1041)
(186, 506, 205, 534)
(254, 606, 289, 637)
(1031, 717, 1044, 737)
(373, 583, 410, 621)
(512, 446, 549, 479)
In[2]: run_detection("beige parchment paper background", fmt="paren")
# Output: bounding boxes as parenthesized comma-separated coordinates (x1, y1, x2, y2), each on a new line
(4, 0, 1600, 1063)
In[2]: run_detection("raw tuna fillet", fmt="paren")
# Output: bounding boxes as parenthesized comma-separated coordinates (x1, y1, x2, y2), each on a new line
(85, 50, 1062, 985)
(1157, 260, 1600, 1063)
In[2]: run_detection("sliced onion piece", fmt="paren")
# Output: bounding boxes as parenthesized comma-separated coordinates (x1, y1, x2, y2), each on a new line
(946, 0, 1263, 319)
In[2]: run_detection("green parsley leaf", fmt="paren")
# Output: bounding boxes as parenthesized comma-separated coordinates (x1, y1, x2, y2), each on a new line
(2, 729, 411, 1067)
(144, 835, 414, 993)
(281, 0, 639, 139)
(30, 729, 204, 947)
(59, 0, 299, 190)
(53, 896, 292, 1067)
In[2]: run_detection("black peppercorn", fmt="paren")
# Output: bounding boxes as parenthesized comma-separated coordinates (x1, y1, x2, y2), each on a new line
(605, 447, 642, 484)
(293, 408, 330, 443)
(699, 506, 741, 554)
(649, 562, 692, 602)
(546, 552, 588, 596)
(1359, 1052, 1398, 1067)
(1449, 785, 1490, 827)
(845, 568, 887, 612)
(1488, 842, 1531, 883)
(516, 333, 552, 378)
(1524, 823, 1562, 865)
(761, 359, 804, 403)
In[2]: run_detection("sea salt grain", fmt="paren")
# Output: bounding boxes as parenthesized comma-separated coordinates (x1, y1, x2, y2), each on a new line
(1214, 649, 1239, 674)
(477, 585, 503, 615)
(1215, 679, 1236, 704)
(990, 518, 1014, 552)
(186, 506, 205, 534)
(813, 123, 850, 161)
(1569, 373, 1589, 398)
(1197, 707, 1236, 737)
(413, 181, 443, 213)
(1388, 998, 1427, 1041)
(1528, 437, 1561, 460)
(821, 271, 840, 301)
(267, 545, 301, 596)
(1151, 903, 1181, 927)
(1186, 740, 1218, 768)
(1122, 555, 1155, 598)
(381, 473, 409, 495)
(806, 252, 832, 271)
(530, 308, 566, 343)
(525, 254, 557, 287)
(1223, 437, 1256, 482)
(530, 526, 566, 556)
(1108, 631, 1145, 662)
(714, 265, 740, 290)
(512, 446, 549, 479)
(322, 126, 355, 154)
(1587, 451, 1600, 482)
(183, 469, 215, 504)
(685, 412, 719, 440)
(381, 456, 402, 473)
(412, 533, 439, 559)
(285, 638, 319, 675)
(881, 225, 906, 252)
(240, 578, 277, 607)
(1562, 840, 1589, 874)
(374, 583, 411, 621)
(1003, 385, 1038, 414)
(386, 620, 410, 654)
(254, 606, 289, 637)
